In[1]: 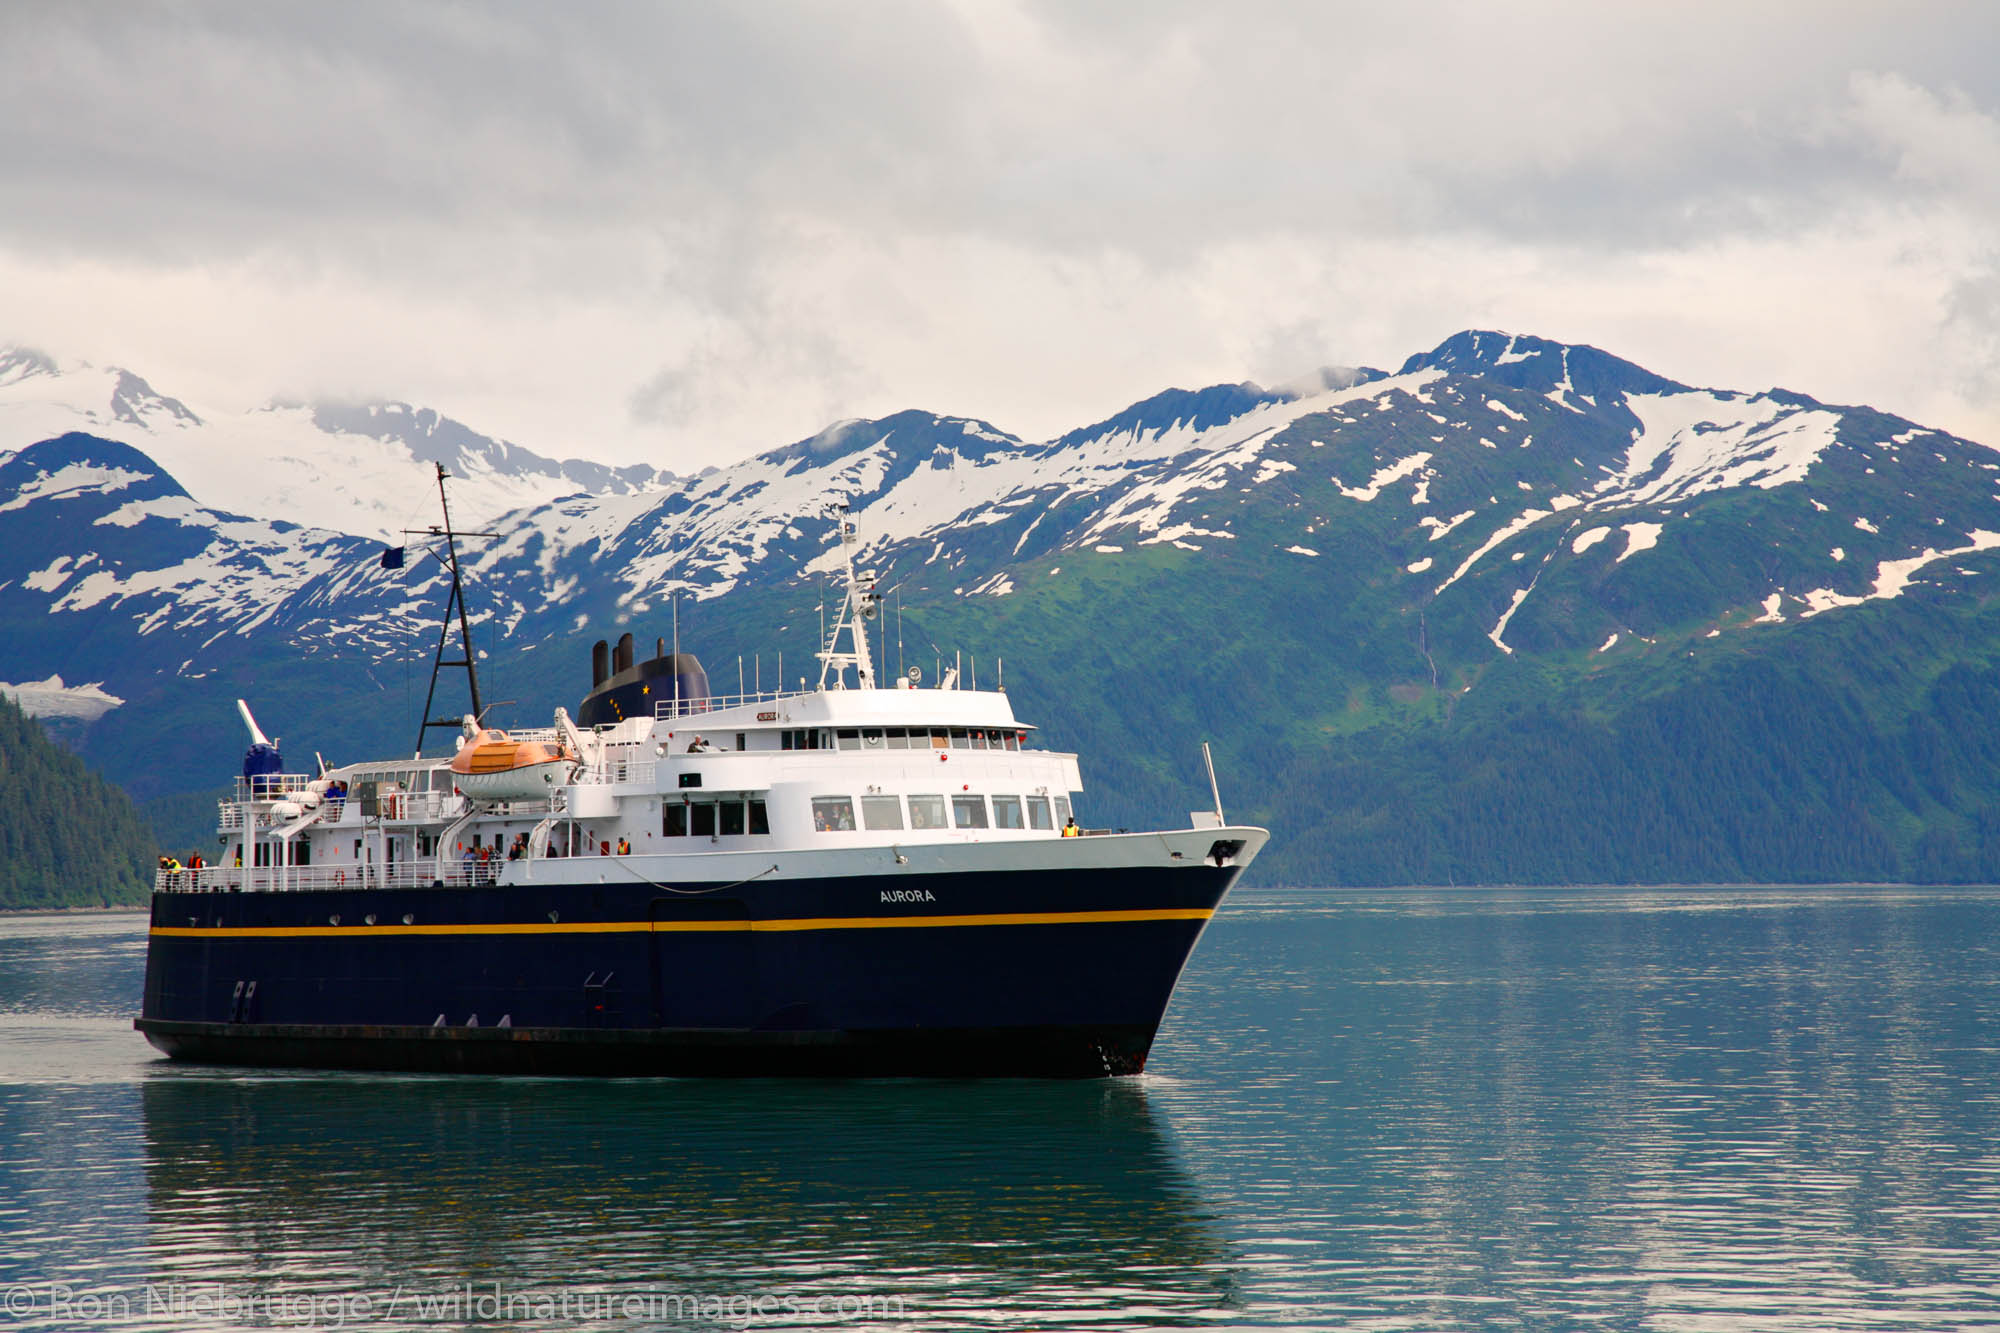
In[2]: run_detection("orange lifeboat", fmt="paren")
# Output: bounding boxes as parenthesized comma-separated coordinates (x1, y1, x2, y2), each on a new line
(449, 729, 577, 801)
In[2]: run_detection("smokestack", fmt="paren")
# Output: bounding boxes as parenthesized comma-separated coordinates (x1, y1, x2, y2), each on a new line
(615, 632, 634, 674)
(591, 639, 609, 687)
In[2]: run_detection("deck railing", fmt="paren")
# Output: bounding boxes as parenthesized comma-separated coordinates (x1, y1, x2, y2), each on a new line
(231, 773, 318, 801)
(153, 862, 493, 895)
(576, 757, 655, 786)
(651, 688, 809, 720)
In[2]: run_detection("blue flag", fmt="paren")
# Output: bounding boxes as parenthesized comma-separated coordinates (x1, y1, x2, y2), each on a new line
(378, 545, 405, 570)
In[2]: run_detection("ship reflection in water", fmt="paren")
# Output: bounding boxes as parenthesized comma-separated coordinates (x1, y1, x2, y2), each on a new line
(139, 1073, 1235, 1325)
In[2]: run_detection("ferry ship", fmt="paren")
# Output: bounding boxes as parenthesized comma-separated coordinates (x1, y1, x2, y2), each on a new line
(135, 478, 1267, 1077)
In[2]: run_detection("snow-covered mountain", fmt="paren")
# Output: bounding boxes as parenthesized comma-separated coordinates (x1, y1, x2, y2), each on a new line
(0, 348, 676, 541)
(429, 328, 1995, 656)
(9, 327, 2000, 887)
(7, 329, 1995, 690)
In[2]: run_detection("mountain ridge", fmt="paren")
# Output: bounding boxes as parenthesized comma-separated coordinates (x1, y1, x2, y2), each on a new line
(0, 348, 679, 541)
(6, 328, 1999, 884)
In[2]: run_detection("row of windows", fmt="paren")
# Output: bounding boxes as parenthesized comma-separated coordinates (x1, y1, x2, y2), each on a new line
(663, 798, 772, 838)
(812, 792, 1071, 833)
(661, 792, 1071, 839)
(778, 727, 1026, 753)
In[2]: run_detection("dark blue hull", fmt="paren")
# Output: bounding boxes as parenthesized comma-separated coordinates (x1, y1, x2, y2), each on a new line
(136, 863, 1236, 1077)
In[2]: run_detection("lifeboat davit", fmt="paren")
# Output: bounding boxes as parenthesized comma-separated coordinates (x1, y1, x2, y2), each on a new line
(449, 729, 577, 801)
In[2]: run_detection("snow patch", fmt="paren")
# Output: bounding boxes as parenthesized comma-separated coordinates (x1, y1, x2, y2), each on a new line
(1436, 508, 1553, 594)
(1139, 521, 1232, 548)
(1336, 451, 1432, 502)
(1597, 633, 1619, 653)
(0, 674, 124, 722)
(1617, 522, 1663, 562)
(1406, 557, 1433, 573)
(1854, 516, 1879, 534)
(0, 460, 152, 513)
(1798, 531, 2000, 618)
(1597, 390, 1843, 508)
(1572, 526, 1611, 554)
(1488, 583, 1534, 655)
(1420, 509, 1475, 542)
(1284, 545, 1320, 557)
(23, 555, 77, 592)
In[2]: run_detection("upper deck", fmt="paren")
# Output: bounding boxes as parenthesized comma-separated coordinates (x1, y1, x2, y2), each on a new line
(172, 682, 1100, 895)
(652, 683, 1027, 732)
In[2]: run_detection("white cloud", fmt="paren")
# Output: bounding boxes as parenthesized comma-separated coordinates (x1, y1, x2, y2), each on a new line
(1, 3, 1997, 469)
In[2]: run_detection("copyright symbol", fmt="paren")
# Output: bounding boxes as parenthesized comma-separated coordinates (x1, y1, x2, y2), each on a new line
(4, 1286, 34, 1317)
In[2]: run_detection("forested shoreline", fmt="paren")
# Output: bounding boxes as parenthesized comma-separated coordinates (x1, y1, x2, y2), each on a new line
(0, 695, 156, 909)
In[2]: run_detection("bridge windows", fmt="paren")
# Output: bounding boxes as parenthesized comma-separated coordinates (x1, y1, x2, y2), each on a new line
(662, 797, 770, 838)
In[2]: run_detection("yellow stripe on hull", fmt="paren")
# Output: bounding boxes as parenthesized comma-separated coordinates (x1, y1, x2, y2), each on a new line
(149, 907, 1214, 940)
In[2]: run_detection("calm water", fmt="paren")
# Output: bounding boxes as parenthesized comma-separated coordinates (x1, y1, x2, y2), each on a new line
(3, 887, 1999, 1331)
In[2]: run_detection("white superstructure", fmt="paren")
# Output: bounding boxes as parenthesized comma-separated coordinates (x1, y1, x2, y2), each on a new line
(168, 507, 1252, 898)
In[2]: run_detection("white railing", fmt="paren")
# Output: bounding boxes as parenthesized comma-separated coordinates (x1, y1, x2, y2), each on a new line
(216, 791, 489, 832)
(576, 758, 655, 786)
(154, 862, 493, 895)
(233, 773, 317, 800)
(381, 791, 465, 822)
(217, 797, 352, 831)
(651, 688, 809, 719)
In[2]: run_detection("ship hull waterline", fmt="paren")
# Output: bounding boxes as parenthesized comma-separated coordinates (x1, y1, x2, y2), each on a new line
(135, 858, 1243, 1078)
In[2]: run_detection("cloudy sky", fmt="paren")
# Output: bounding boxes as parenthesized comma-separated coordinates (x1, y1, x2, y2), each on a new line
(3, 2, 1997, 472)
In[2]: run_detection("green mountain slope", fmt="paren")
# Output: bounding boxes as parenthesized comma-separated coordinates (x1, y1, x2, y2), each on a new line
(11, 329, 2000, 886)
(887, 542, 2000, 885)
(0, 694, 157, 908)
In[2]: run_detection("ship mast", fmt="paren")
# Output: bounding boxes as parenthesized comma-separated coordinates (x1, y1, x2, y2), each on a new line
(412, 463, 497, 755)
(815, 503, 882, 690)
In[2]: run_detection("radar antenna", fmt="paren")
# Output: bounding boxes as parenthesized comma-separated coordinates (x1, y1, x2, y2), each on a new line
(815, 503, 881, 690)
